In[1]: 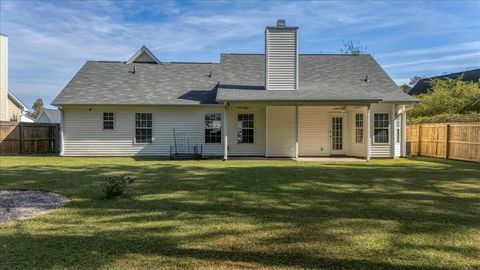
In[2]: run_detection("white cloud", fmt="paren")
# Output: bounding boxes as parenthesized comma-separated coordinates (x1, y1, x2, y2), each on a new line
(383, 51, 480, 68)
(379, 41, 480, 58)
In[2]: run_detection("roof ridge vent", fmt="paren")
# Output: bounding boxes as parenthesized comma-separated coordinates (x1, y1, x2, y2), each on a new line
(277, 19, 286, 27)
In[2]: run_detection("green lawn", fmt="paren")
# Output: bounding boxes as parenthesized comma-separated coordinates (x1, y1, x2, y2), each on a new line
(0, 156, 479, 269)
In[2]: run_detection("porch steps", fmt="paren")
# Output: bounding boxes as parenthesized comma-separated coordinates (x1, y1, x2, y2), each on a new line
(169, 153, 202, 160)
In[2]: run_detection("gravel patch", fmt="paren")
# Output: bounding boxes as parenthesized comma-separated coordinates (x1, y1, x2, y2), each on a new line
(0, 190, 70, 224)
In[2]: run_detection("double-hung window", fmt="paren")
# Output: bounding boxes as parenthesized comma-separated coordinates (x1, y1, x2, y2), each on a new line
(374, 113, 390, 143)
(205, 113, 222, 144)
(355, 113, 363, 144)
(237, 114, 254, 144)
(103, 112, 114, 130)
(135, 113, 152, 143)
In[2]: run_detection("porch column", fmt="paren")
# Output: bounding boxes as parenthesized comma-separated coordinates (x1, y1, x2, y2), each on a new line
(401, 105, 407, 157)
(391, 104, 396, 158)
(366, 105, 371, 161)
(295, 105, 299, 161)
(223, 102, 228, 161)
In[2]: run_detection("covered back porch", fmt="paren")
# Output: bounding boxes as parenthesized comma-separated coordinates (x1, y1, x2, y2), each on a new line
(221, 102, 406, 161)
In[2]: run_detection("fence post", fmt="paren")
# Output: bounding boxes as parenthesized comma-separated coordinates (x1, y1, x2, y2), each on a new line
(19, 123, 23, 154)
(445, 123, 450, 159)
(417, 124, 422, 156)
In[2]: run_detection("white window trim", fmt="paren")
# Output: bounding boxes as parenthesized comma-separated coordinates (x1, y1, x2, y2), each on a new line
(237, 113, 255, 144)
(134, 112, 153, 145)
(103, 112, 115, 131)
(373, 112, 390, 145)
(205, 112, 222, 144)
(355, 113, 364, 144)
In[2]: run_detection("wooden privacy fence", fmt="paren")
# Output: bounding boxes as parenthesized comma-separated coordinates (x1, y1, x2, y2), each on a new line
(0, 121, 60, 155)
(407, 122, 480, 162)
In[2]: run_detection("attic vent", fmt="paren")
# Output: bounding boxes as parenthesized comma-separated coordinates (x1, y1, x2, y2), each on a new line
(276, 19, 286, 27)
(126, 45, 161, 64)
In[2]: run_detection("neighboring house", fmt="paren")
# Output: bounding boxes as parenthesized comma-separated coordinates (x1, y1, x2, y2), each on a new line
(408, 68, 480, 96)
(1, 34, 33, 122)
(7, 90, 33, 122)
(35, 108, 61, 123)
(52, 20, 419, 159)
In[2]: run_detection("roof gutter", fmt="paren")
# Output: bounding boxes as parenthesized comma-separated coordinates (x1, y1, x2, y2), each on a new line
(215, 99, 382, 104)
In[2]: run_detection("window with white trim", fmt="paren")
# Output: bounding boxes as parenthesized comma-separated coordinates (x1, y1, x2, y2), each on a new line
(355, 113, 363, 144)
(103, 112, 114, 130)
(205, 113, 222, 144)
(135, 113, 152, 143)
(237, 114, 254, 144)
(374, 113, 390, 143)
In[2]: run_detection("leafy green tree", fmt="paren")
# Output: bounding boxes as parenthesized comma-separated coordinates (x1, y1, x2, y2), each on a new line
(31, 98, 44, 118)
(409, 78, 480, 120)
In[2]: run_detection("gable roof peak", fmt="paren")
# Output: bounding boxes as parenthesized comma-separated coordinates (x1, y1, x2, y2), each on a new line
(126, 45, 161, 64)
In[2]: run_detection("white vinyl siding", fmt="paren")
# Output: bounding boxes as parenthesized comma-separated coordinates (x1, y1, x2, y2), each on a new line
(298, 106, 331, 156)
(266, 106, 296, 157)
(266, 29, 297, 90)
(227, 105, 266, 156)
(62, 105, 224, 156)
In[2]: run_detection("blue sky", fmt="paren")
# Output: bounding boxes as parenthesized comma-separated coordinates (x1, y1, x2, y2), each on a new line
(1, 0, 479, 109)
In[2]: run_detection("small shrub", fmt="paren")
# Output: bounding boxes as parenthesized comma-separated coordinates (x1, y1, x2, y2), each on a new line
(103, 175, 134, 199)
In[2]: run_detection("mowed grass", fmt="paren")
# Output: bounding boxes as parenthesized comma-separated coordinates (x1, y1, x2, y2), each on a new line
(0, 156, 479, 269)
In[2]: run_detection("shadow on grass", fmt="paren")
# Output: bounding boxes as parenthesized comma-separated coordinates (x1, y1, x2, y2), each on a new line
(0, 157, 479, 269)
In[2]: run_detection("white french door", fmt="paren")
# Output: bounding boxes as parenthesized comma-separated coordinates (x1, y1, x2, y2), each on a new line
(330, 114, 346, 155)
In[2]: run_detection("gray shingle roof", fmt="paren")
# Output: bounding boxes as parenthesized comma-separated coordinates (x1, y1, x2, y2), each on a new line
(217, 54, 418, 103)
(53, 61, 220, 105)
(52, 54, 418, 105)
(39, 109, 61, 123)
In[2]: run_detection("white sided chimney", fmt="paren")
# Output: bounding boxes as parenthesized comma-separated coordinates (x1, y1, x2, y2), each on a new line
(0, 34, 8, 121)
(265, 19, 298, 90)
